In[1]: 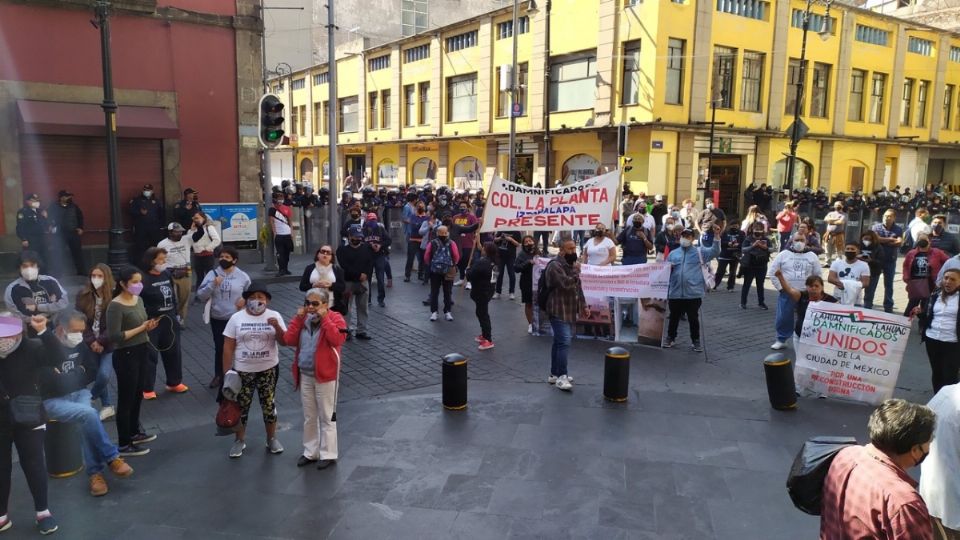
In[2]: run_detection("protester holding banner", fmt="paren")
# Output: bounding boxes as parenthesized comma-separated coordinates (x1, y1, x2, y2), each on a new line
(664, 227, 720, 352)
(902, 234, 949, 317)
(913, 268, 960, 394)
(514, 236, 539, 334)
(827, 243, 871, 306)
(772, 270, 837, 349)
(767, 233, 821, 350)
(740, 223, 771, 310)
(616, 216, 653, 266)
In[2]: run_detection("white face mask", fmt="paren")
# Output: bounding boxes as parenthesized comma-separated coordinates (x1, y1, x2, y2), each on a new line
(862, 239, 872, 247)
(792, 242, 806, 252)
(143, 190, 153, 198)
(246, 299, 267, 316)
(0, 335, 22, 358)
(155, 263, 169, 272)
(91, 277, 104, 290)
(64, 332, 84, 348)
(29, 202, 40, 209)
(21, 267, 39, 281)
(680, 238, 693, 248)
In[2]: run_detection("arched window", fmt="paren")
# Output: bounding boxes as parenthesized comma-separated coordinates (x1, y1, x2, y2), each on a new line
(561, 154, 601, 185)
(299, 158, 314, 184)
(412, 158, 438, 185)
(453, 157, 483, 190)
(320, 160, 330, 181)
(377, 159, 399, 186)
(771, 157, 813, 189)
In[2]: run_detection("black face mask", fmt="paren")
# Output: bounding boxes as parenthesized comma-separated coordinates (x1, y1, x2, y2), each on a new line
(844, 251, 857, 261)
(563, 253, 578, 264)
(592, 230, 603, 237)
(349, 239, 361, 246)
(632, 221, 643, 229)
(523, 245, 534, 253)
(753, 233, 764, 238)
(438, 236, 449, 243)
(218, 259, 234, 269)
(351, 213, 360, 220)
(459, 208, 468, 214)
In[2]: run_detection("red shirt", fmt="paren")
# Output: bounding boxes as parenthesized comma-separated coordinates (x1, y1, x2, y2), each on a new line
(820, 445, 933, 540)
(777, 209, 798, 233)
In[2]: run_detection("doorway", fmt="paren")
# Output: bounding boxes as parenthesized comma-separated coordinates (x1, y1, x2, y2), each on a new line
(345, 154, 365, 182)
(700, 156, 742, 219)
(513, 154, 534, 186)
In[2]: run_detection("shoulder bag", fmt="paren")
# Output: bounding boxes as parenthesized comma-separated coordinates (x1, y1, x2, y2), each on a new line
(0, 378, 46, 427)
(696, 246, 716, 290)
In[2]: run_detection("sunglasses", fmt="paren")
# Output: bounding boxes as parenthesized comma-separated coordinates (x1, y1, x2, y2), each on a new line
(319, 249, 332, 255)
(303, 300, 324, 307)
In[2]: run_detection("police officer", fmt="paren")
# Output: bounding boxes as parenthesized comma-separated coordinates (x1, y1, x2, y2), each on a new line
(46, 190, 86, 276)
(130, 183, 164, 264)
(16, 193, 48, 268)
(173, 188, 202, 229)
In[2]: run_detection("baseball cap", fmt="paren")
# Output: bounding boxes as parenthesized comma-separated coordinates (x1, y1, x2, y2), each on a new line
(680, 228, 696, 237)
(57, 190, 74, 198)
(23, 193, 39, 202)
(655, 195, 663, 202)
(143, 183, 154, 190)
(348, 225, 363, 238)
(167, 222, 185, 231)
(0, 316, 23, 338)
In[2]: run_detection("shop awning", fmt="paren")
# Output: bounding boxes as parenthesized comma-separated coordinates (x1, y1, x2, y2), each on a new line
(16, 100, 179, 139)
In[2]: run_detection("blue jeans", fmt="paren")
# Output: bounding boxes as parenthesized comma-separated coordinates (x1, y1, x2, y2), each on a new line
(880, 260, 897, 311)
(775, 291, 797, 342)
(43, 389, 119, 476)
(89, 351, 113, 408)
(372, 255, 388, 303)
(549, 316, 573, 377)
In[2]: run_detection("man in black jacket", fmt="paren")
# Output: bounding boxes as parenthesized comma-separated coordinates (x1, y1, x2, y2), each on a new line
(172, 188, 202, 229)
(336, 226, 374, 340)
(46, 190, 86, 276)
(42, 311, 134, 497)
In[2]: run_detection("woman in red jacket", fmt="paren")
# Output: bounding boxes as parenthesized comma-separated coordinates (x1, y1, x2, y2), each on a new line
(278, 288, 347, 470)
(902, 233, 950, 317)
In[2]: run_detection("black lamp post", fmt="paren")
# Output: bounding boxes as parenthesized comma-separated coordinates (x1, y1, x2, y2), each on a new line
(93, 0, 127, 269)
(785, 0, 834, 199)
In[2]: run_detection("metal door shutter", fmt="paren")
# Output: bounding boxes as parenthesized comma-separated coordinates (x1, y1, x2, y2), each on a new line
(19, 135, 162, 245)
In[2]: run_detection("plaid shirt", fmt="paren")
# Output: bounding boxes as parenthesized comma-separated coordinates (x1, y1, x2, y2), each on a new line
(820, 445, 933, 540)
(545, 257, 586, 323)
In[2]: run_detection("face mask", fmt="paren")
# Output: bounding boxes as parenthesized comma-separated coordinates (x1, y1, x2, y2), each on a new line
(563, 253, 578, 264)
(861, 239, 872, 247)
(91, 277, 104, 290)
(792, 242, 806, 252)
(706, 204, 715, 210)
(638, 208, 647, 214)
(438, 236, 449, 243)
(680, 239, 693, 248)
(218, 259, 234, 270)
(916, 239, 930, 249)
(934, 225, 944, 234)
(127, 282, 144, 296)
(459, 208, 468, 214)
(154, 263, 168, 272)
(64, 332, 84, 348)
(143, 190, 153, 198)
(0, 335, 22, 358)
(349, 239, 361, 246)
(246, 299, 267, 315)
(753, 233, 764, 238)
(351, 214, 360, 220)
(844, 251, 857, 261)
(21, 267, 39, 281)
(29, 202, 40, 209)
(915, 447, 930, 467)
(523, 245, 534, 253)
(592, 230, 604, 237)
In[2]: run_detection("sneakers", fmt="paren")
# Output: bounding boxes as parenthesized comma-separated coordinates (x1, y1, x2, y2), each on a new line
(509, 293, 515, 301)
(664, 339, 675, 348)
(444, 312, 454, 321)
(478, 339, 495, 351)
(453, 279, 464, 286)
(165, 383, 189, 393)
(266, 438, 284, 454)
(297, 455, 318, 467)
(0, 518, 9, 532)
(355, 332, 372, 340)
(142, 391, 157, 400)
(99, 406, 115, 421)
(317, 459, 337, 470)
(35, 515, 57, 536)
(739, 304, 747, 310)
(474, 335, 484, 343)
(770, 341, 786, 350)
(548, 374, 574, 385)
(108, 457, 133, 477)
(89, 473, 108, 497)
(430, 312, 439, 321)
(131, 433, 157, 445)
(692, 341, 704, 352)
(555, 375, 573, 391)
(465, 282, 472, 290)
(492, 293, 501, 299)
(758, 303, 769, 310)
(527, 324, 534, 335)
(118, 444, 149, 457)
(229, 440, 246, 458)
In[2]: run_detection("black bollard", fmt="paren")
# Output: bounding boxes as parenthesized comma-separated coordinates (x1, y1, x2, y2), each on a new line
(763, 352, 797, 411)
(603, 347, 630, 402)
(45, 421, 84, 478)
(442, 353, 468, 410)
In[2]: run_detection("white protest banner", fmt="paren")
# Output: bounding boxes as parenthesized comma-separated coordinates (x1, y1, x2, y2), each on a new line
(479, 170, 620, 232)
(580, 263, 671, 300)
(794, 303, 911, 406)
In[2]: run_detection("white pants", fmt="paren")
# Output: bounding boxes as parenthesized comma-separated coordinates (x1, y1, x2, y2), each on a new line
(300, 375, 338, 460)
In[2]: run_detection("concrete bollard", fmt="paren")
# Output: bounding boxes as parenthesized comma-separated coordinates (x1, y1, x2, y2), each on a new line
(442, 353, 468, 410)
(763, 352, 797, 411)
(603, 347, 630, 402)
(45, 421, 84, 478)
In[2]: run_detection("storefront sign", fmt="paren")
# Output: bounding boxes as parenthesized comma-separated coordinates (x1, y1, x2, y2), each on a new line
(479, 170, 620, 232)
(794, 303, 911, 406)
(410, 143, 438, 152)
(204, 203, 259, 244)
(652, 140, 663, 149)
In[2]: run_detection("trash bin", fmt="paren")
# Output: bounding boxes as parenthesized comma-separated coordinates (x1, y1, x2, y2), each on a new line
(442, 353, 467, 410)
(45, 421, 84, 478)
(603, 347, 630, 402)
(763, 352, 797, 411)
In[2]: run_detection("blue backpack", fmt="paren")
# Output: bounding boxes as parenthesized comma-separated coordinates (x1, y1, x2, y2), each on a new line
(429, 239, 454, 274)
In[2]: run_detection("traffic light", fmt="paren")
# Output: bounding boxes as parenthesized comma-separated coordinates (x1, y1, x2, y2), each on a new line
(617, 124, 629, 157)
(621, 156, 633, 173)
(258, 94, 285, 148)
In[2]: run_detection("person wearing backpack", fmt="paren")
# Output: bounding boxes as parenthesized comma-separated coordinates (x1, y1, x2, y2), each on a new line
(423, 226, 460, 321)
(820, 399, 936, 540)
(543, 239, 587, 391)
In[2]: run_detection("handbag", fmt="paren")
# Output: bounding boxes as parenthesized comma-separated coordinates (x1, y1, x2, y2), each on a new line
(906, 278, 931, 300)
(0, 379, 46, 426)
(696, 246, 717, 290)
(215, 398, 241, 431)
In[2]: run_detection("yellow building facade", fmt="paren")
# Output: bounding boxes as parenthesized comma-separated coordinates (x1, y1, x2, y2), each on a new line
(273, 0, 960, 217)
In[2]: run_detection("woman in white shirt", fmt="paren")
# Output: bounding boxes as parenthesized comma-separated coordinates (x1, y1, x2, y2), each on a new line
(913, 267, 960, 394)
(581, 225, 616, 266)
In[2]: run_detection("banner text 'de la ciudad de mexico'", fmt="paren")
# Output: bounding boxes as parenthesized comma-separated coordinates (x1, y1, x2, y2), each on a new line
(795, 303, 911, 406)
(479, 170, 620, 232)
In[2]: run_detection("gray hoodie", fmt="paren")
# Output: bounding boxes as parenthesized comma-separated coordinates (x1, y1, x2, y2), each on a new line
(196, 266, 251, 321)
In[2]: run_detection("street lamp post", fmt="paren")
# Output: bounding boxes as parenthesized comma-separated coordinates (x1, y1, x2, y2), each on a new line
(93, 1, 127, 269)
(785, 0, 833, 199)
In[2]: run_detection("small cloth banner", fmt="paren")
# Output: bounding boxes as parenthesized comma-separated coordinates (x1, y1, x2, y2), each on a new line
(479, 170, 620, 232)
(794, 303, 911, 406)
(580, 262, 671, 300)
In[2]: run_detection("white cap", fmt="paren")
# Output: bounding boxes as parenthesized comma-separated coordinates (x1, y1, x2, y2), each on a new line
(655, 195, 663, 201)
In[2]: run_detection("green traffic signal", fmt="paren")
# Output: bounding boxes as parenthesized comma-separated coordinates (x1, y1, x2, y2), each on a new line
(259, 93, 286, 148)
